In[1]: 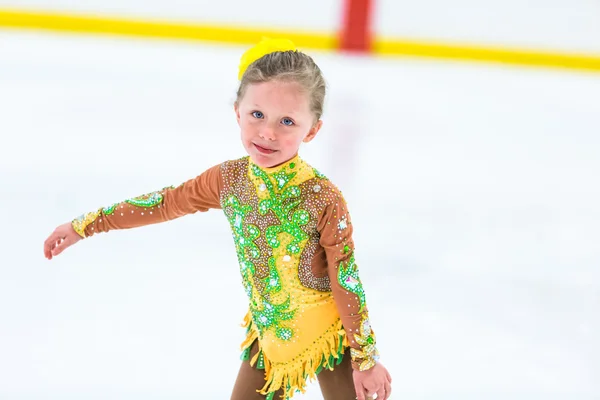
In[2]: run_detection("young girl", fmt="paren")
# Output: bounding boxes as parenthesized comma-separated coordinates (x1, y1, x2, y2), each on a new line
(43, 38, 392, 400)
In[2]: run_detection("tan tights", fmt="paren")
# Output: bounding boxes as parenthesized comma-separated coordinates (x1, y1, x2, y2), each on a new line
(230, 340, 358, 400)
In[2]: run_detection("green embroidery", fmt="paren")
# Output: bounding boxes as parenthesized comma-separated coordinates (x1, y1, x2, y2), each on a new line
(313, 168, 327, 179)
(337, 252, 366, 312)
(252, 295, 296, 340)
(224, 192, 298, 341)
(263, 257, 282, 294)
(92, 186, 174, 219)
(252, 165, 309, 255)
(227, 195, 261, 259)
(225, 195, 259, 299)
(272, 170, 295, 191)
(224, 161, 317, 343)
(102, 203, 119, 215)
(99, 186, 173, 216)
(123, 186, 174, 208)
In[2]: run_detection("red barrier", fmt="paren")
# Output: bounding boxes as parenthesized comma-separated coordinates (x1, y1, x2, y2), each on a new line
(339, 0, 373, 52)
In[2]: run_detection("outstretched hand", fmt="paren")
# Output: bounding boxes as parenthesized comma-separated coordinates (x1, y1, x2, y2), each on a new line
(353, 362, 392, 400)
(44, 222, 82, 260)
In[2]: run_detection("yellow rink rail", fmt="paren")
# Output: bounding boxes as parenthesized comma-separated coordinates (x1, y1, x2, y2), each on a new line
(1, 8, 600, 73)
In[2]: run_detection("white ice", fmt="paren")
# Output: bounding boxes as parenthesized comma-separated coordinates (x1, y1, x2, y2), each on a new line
(0, 30, 599, 399)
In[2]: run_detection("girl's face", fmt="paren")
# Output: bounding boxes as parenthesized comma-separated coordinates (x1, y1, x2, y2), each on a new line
(235, 80, 322, 168)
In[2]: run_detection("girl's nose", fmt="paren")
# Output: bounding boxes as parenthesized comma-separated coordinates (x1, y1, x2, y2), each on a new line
(259, 125, 276, 141)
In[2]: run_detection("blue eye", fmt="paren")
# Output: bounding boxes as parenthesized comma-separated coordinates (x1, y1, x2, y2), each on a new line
(252, 111, 264, 119)
(281, 118, 294, 126)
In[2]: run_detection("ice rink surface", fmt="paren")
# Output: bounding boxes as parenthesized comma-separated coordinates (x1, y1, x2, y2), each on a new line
(0, 30, 599, 399)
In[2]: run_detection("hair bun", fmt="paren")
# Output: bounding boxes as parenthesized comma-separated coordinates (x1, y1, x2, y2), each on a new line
(238, 37, 297, 80)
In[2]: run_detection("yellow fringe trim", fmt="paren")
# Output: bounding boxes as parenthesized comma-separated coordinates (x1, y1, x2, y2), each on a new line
(240, 311, 258, 351)
(240, 316, 349, 399)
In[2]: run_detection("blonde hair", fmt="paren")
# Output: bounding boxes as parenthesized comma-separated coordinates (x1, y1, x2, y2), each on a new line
(236, 50, 327, 122)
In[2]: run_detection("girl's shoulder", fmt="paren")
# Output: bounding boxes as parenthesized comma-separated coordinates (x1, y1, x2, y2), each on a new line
(218, 155, 250, 175)
(295, 160, 347, 206)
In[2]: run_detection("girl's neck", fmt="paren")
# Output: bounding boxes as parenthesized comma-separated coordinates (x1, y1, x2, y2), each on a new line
(251, 153, 299, 171)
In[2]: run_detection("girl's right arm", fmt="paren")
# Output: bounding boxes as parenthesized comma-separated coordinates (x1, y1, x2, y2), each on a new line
(44, 163, 223, 259)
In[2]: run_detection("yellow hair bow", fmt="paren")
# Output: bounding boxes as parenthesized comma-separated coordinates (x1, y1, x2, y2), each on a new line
(238, 37, 297, 80)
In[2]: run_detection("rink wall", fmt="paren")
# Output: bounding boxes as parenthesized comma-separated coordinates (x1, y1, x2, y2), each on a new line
(0, 0, 599, 72)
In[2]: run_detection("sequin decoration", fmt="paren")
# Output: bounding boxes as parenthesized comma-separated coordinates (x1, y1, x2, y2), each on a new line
(350, 314, 380, 371)
(252, 165, 309, 255)
(227, 195, 260, 260)
(252, 295, 296, 341)
(249, 163, 314, 340)
(338, 216, 348, 231)
(102, 203, 119, 216)
(224, 161, 311, 342)
(222, 157, 348, 349)
(337, 252, 366, 312)
(71, 209, 101, 237)
(125, 187, 172, 208)
(272, 170, 295, 190)
(222, 157, 375, 399)
(313, 168, 327, 179)
(225, 194, 261, 302)
(263, 257, 283, 294)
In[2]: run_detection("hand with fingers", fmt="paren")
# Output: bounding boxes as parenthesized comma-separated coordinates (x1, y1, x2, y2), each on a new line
(353, 362, 393, 400)
(44, 222, 82, 260)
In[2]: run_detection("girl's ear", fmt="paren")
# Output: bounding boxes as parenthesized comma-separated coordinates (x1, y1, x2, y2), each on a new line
(303, 120, 323, 143)
(234, 102, 241, 125)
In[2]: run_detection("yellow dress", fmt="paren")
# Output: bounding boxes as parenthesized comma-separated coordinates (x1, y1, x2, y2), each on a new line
(72, 155, 380, 399)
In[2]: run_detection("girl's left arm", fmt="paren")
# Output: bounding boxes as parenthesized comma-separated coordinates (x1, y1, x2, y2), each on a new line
(317, 188, 380, 372)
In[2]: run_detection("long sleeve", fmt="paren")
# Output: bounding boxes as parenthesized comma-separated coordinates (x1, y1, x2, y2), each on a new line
(317, 188, 380, 371)
(71, 163, 223, 238)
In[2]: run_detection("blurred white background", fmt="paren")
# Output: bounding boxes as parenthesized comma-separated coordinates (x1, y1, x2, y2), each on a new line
(0, 1, 599, 399)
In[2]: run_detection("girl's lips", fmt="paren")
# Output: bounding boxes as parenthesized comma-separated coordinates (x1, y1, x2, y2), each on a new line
(254, 143, 276, 154)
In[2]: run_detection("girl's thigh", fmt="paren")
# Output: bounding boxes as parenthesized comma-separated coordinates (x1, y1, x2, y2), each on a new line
(317, 349, 358, 400)
(230, 340, 284, 400)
